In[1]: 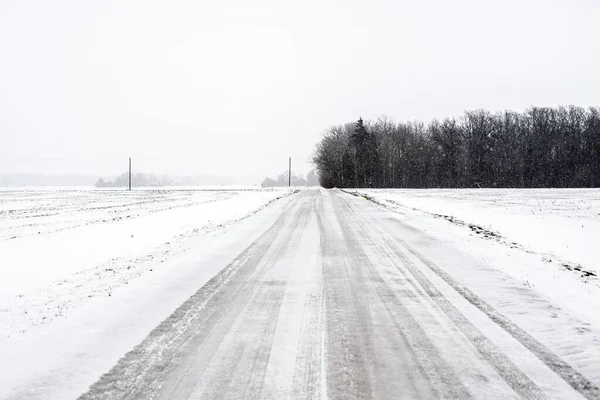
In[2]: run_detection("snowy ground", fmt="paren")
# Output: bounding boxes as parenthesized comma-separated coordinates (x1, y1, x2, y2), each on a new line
(2, 188, 599, 399)
(356, 188, 600, 327)
(0, 187, 296, 398)
(357, 189, 600, 275)
(0, 187, 292, 338)
(79, 189, 600, 399)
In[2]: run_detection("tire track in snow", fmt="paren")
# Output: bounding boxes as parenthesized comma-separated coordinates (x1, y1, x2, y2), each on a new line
(332, 199, 474, 399)
(198, 200, 311, 399)
(398, 239, 600, 400)
(315, 195, 375, 399)
(78, 195, 305, 400)
(341, 190, 600, 400)
(290, 195, 327, 399)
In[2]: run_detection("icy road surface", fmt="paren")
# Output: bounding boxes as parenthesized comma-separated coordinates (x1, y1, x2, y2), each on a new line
(78, 189, 600, 400)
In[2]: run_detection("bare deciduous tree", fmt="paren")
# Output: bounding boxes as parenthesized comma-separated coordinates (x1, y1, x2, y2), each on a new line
(312, 106, 600, 189)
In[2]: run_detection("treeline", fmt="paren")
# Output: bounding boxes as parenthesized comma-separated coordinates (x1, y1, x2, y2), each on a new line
(313, 106, 600, 188)
(261, 171, 319, 187)
(95, 172, 172, 188)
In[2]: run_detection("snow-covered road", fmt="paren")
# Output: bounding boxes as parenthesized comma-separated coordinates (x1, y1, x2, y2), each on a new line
(76, 189, 600, 399)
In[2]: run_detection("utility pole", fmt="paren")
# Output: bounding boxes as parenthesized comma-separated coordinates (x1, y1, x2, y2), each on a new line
(128, 158, 132, 191)
(288, 157, 291, 187)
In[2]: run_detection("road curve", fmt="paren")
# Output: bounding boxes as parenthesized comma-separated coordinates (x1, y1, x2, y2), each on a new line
(80, 189, 600, 399)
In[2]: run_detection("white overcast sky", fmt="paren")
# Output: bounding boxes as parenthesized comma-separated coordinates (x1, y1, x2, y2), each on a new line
(1, 0, 599, 181)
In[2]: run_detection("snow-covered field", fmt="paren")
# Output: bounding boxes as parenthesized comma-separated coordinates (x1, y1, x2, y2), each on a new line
(357, 188, 600, 327)
(0, 187, 296, 398)
(359, 189, 600, 276)
(0, 187, 290, 339)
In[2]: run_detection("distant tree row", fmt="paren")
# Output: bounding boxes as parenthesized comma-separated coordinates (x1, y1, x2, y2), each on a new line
(95, 172, 172, 188)
(261, 171, 319, 187)
(313, 106, 600, 188)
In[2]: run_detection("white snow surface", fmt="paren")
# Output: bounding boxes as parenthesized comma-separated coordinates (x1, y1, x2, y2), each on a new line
(359, 189, 600, 272)
(2, 187, 600, 399)
(0, 187, 293, 399)
(358, 188, 600, 328)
